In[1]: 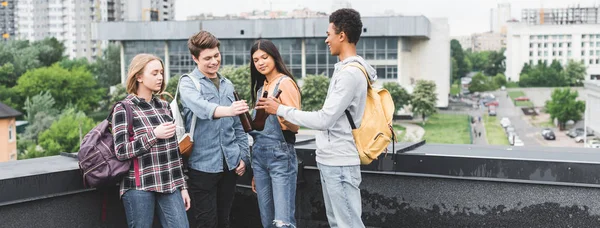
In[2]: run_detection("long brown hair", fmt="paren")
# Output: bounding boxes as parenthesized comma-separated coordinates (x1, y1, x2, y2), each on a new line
(125, 53, 166, 95)
(249, 39, 297, 106)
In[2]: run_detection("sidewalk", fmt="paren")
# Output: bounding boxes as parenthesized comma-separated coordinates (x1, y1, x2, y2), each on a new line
(472, 116, 489, 145)
(396, 122, 425, 142)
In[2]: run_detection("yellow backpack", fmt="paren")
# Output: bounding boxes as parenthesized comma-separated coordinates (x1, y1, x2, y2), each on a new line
(343, 62, 397, 165)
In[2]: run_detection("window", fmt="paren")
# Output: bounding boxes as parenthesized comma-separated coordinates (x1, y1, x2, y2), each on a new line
(553, 43, 557, 48)
(544, 43, 548, 48)
(559, 51, 562, 56)
(538, 51, 542, 56)
(568, 43, 571, 48)
(530, 43, 533, 48)
(538, 43, 542, 48)
(591, 50, 594, 56)
(590, 59, 594, 64)
(8, 123, 13, 142)
(545, 51, 548, 56)
(591, 42, 595, 47)
(544, 35, 548, 39)
(529, 51, 533, 57)
(568, 51, 572, 57)
(583, 51, 586, 56)
(551, 51, 554, 56)
(559, 43, 563, 48)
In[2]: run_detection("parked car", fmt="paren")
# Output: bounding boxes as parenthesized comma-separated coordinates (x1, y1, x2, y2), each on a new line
(541, 128, 556, 140)
(500, 118, 511, 128)
(488, 106, 497, 116)
(514, 97, 528, 101)
(585, 139, 600, 148)
(501, 86, 506, 91)
(567, 128, 595, 138)
(484, 100, 499, 107)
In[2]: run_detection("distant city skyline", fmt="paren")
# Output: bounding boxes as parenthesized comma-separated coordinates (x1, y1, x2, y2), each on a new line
(175, 0, 599, 36)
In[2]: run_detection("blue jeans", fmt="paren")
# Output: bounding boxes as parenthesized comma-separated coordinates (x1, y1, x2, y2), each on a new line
(252, 142, 298, 228)
(317, 162, 365, 228)
(122, 189, 189, 228)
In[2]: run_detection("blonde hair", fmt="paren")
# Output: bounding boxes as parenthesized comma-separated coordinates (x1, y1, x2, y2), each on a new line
(126, 53, 166, 95)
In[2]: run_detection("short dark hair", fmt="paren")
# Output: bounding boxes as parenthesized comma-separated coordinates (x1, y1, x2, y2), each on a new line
(188, 30, 220, 58)
(329, 8, 362, 44)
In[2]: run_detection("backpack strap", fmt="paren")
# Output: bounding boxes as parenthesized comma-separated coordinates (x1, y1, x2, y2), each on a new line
(176, 74, 201, 142)
(342, 63, 370, 130)
(114, 100, 141, 186)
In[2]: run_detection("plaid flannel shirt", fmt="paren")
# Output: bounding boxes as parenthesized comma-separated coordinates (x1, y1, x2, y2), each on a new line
(112, 94, 187, 197)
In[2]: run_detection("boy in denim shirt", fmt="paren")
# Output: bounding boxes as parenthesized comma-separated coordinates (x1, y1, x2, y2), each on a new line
(179, 30, 251, 228)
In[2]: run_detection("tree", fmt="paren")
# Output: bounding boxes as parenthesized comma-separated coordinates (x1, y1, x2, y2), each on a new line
(15, 64, 105, 113)
(466, 50, 490, 72)
(468, 73, 491, 93)
(21, 91, 60, 141)
(451, 40, 469, 82)
(221, 65, 252, 103)
(520, 63, 532, 75)
(59, 58, 92, 71)
(545, 88, 585, 130)
(383, 82, 411, 113)
(0, 85, 21, 110)
(301, 75, 330, 111)
(493, 73, 507, 87)
(563, 60, 586, 86)
(451, 58, 459, 81)
(93, 44, 121, 89)
(23, 91, 59, 124)
(0, 63, 16, 88)
(33, 37, 66, 66)
(483, 48, 506, 76)
(411, 80, 438, 125)
(38, 108, 96, 156)
(109, 84, 128, 105)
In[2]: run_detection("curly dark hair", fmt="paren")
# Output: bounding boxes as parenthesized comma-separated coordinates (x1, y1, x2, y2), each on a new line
(329, 8, 363, 44)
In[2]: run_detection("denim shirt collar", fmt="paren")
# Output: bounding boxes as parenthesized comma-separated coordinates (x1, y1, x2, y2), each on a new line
(191, 67, 225, 83)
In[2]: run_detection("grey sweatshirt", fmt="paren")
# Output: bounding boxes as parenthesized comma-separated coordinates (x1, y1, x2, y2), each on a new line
(277, 56, 377, 166)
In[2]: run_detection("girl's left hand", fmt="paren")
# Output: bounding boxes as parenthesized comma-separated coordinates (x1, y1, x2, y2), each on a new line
(181, 189, 191, 211)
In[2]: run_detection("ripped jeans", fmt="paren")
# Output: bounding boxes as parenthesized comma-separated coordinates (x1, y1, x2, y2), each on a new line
(252, 142, 298, 228)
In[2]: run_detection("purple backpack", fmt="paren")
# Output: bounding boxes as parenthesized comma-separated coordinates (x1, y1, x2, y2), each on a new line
(78, 101, 139, 188)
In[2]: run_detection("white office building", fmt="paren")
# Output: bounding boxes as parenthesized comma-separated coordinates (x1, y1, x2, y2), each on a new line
(505, 22, 600, 82)
(93, 16, 451, 107)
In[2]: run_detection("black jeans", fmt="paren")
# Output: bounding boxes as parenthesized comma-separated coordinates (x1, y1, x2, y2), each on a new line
(188, 168, 238, 228)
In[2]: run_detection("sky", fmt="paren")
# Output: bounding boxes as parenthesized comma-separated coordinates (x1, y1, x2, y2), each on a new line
(175, 0, 599, 36)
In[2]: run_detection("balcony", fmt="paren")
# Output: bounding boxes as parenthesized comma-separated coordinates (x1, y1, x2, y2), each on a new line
(2, 135, 600, 227)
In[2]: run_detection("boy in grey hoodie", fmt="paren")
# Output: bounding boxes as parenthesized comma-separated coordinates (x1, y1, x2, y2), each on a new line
(256, 8, 374, 228)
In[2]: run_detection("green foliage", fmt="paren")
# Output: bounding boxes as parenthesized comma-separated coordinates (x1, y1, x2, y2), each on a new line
(59, 58, 92, 71)
(0, 85, 21, 110)
(33, 37, 66, 67)
(411, 80, 438, 124)
(15, 64, 105, 113)
(468, 72, 502, 93)
(165, 75, 180, 97)
(382, 82, 411, 113)
(92, 44, 121, 88)
(483, 48, 506, 76)
(493, 73, 507, 87)
(545, 88, 585, 130)
(301, 74, 330, 111)
(221, 65, 252, 102)
(21, 91, 60, 141)
(38, 108, 97, 156)
(519, 60, 586, 87)
(563, 60, 586, 86)
(450, 40, 469, 82)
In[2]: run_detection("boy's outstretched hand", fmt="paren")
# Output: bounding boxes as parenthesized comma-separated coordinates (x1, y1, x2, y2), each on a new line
(255, 97, 280, 115)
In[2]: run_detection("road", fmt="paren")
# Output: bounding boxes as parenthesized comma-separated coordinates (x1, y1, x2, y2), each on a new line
(493, 91, 541, 147)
